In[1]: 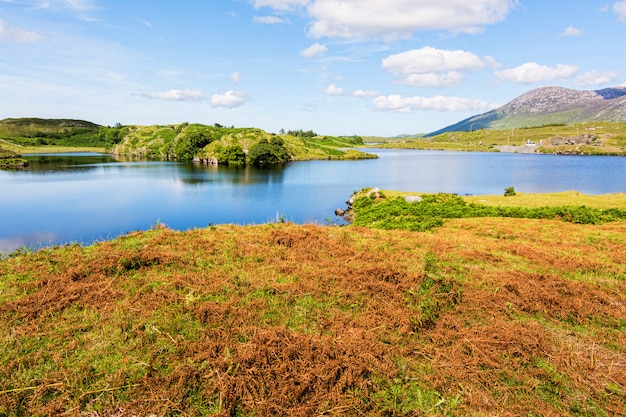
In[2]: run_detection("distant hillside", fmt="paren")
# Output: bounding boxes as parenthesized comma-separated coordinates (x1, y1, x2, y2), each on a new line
(427, 86, 626, 136)
(0, 118, 104, 148)
(0, 118, 100, 134)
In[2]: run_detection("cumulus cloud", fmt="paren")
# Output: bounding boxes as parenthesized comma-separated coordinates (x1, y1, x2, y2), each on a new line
(253, 15, 290, 24)
(142, 89, 205, 101)
(211, 90, 249, 108)
(324, 83, 343, 95)
(574, 70, 621, 86)
(0, 19, 42, 42)
(560, 25, 584, 36)
(495, 62, 578, 84)
(251, 0, 309, 11)
(352, 89, 380, 98)
(306, 0, 514, 40)
(372, 94, 496, 113)
(614, 1, 626, 21)
(382, 46, 489, 87)
(300, 42, 328, 58)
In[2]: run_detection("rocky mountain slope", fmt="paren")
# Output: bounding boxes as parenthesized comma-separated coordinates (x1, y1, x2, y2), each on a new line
(427, 86, 626, 136)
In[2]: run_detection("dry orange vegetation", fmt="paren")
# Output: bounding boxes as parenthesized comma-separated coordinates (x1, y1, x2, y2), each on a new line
(1, 218, 625, 416)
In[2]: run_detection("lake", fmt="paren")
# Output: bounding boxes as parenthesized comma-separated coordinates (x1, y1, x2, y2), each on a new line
(1, 149, 625, 253)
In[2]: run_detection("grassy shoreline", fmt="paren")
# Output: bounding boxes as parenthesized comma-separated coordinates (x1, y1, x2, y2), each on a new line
(0, 141, 107, 154)
(364, 121, 626, 156)
(1, 190, 625, 416)
(379, 189, 626, 209)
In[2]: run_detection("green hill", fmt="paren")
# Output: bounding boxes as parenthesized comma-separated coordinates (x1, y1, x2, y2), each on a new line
(0, 118, 376, 163)
(0, 118, 103, 148)
(376, 121, 626, 156)
(110, 123, 376, 164)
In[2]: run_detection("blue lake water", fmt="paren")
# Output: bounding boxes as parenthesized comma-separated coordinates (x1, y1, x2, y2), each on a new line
(1, 149, 624, 253)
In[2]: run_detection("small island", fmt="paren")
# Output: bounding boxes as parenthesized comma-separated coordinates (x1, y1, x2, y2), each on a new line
(0, 146, 29, 169)
(0, 118, 378, 163)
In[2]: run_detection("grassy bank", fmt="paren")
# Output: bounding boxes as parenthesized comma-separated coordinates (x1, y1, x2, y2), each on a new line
(369, 121, 626, 155)
(1, 194, 625, 416)
(350, 190, 626, 232)
(1, 143, 107, 154)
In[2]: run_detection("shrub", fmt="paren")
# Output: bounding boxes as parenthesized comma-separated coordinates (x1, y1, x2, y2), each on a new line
(504, 186, 516, 196)
(215, 144, 246, 165)
(351, 192, 626, 231)
(247, 138, 290, 165)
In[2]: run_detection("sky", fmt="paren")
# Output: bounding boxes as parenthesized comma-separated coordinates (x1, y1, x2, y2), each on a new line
(1, 1, 626, 137)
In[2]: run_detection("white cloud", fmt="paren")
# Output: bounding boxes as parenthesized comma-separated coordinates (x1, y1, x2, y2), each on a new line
(139, 20, 154, 29)
(300, 42, 328, 58)
(63, 0, 96, 10)
(352, 89, 380, 98)
(574, 70, 621, 86)
(560, 25, 584, 36)
(373, 94, 496, 113)
(401, 72, 465, 88)
(142, 89, 205, 101)
(495, 62, 578, 84)
(251, 0, 309, 11)
(306, 0, 514, 40)
(211, 90, 249, 108)
(0, 19, 42, 42)
(324, 83, 343, 95)
(23, 0, 96, 11)
(382, 46, 488, 87)
(614, 1, 626, 21)
(253, 15, 290, 24)
(230, 71, 242, 84)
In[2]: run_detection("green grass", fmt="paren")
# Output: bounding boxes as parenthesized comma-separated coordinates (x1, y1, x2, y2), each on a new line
(353, 192, 626, 232)
(372, 122, 626, 155)
(1, 215, 625, 415)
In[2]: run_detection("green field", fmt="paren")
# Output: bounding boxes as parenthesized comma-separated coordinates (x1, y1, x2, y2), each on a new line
(368, 122, 626, 155)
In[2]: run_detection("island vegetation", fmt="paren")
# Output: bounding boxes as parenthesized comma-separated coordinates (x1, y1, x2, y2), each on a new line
(0, 146, 29, 169)
(0, 118, 376, 164)
(1, 190, 625, 416)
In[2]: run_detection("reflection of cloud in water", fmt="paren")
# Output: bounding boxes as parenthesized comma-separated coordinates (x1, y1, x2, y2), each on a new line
(0, 232, 58, 254)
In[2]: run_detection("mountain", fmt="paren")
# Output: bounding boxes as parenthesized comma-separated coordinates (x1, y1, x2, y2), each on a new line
(426, 86, 626, 136)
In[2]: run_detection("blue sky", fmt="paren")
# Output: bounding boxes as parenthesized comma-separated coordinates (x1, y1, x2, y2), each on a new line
(1, 0, 626, 136)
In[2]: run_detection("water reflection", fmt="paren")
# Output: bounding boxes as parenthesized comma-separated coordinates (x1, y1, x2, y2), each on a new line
(22, 153, 116, 173)
(177, 163, 287, 186)
(2, 150, 625, 254)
